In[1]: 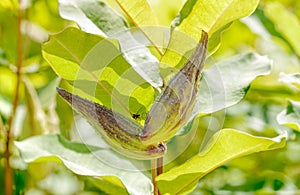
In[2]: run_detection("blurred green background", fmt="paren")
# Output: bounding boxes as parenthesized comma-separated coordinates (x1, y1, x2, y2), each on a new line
(0, 0, 300, 194)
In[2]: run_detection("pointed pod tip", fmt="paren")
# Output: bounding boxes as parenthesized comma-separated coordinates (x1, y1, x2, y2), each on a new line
(56, 87, 73, 104)
(56, 87, 65, 96)
(200, 30, 208, 45)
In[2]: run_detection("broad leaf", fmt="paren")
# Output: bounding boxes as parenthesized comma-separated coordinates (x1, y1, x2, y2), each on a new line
(156, 129, 287, 195)
(14, 134, 152, 195)
(114, 0, 163, 54)
(87, 176, 129, 195)
(115, 0, 158, 27)
(279, 72, 300, 90)
(58, 0, 163, 89)
(23, 77, 49, 135)
(161, 0, 260, 69)
(277, 100, 300, 131)
(197, 53, 271, 115)
(42, 27, 104, 81)
(265, 2, 300, 57)
(277, 73, 300, 131)
(42, 27, 155, 119)
(173, 0, 260, 36)
(173, 53, 272, 136)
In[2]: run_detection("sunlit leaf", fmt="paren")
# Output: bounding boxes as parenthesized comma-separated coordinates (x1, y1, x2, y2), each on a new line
(42, 27, 155, 119)
(14, 134, 152, 195)
(0, 67, 17, 97)
(58, 0, 163, 89)
(171, 53, 273, 136)
(0, 96, 11, 118)
(114, 0, 164, 54)
(39, 78, 61, 109)
(114, 0, 158, 27)
(156, 129, 287, 195)
(42, 27, 103, 81)
(23, 77, 48, 136)
(174, 0, 260, 37)
(279, 72, 300, 90)
(277, 100, 300, 131)
(265, 2, 300, 57)
(197, 53, 271, 115)
(161, 0, 260, 69)
(86, 176, 129, 195)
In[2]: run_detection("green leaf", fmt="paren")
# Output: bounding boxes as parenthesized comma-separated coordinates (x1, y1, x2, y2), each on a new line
(196, 53, 271, 115)
(0, 48, 9, 66)
(59, 0, 127, 36)
(42, 27, 155, 119)
(87, 176, 129, 195)
(114, 0, 163, 54)
(279, 72, 300, 90)
(0, 114, 3, 131)
(162, 0, 260, 69)
(23, 77, 49, 136)
(277, 100, 300, 131)
(174, 0, 260, 37)
(0, 96, 11, 118)
(115, 0, 158, 27)
(0, 67, 17, 98)
(39, 78, 61, 109)
(265, 2, 300, 57)
(42, 27, 103, 81)
(156, 129, 287, 195)
(58, 0, 163, 89)
(14, 134, 152, 195)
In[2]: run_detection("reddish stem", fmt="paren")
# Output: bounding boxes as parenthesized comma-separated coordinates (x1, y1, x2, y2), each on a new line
(151, 157, 164, 195)
(5, 1, 23, 194)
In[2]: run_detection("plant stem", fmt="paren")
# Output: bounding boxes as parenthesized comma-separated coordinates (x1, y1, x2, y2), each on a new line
(151, 159, 158, 195)
(157, 157, 163, 176)
(151, 157, 163, 195)
(5, 1, 23, 194)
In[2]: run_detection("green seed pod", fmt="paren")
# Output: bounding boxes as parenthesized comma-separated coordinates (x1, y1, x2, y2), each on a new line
(140, 31, 208, 145)
(57, 88, 166, 160)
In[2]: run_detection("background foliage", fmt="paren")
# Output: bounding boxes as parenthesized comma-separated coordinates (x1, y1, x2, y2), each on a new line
(0, 0, 300, 194)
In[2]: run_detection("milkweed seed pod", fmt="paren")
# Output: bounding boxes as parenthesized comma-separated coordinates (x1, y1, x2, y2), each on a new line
(57, 88, 166, 160)
(140, 31, 208, 145)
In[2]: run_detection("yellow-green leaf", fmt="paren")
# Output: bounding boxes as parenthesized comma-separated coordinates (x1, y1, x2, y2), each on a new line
(277, 100, 300, 131)
(279, 72, 300, 90)
(162, 0, 260, 69)
(265, 2, 300, 57)
(42, 27, 155, 120)
(58, 0, 163, 89)
(176, 0, 259, 37)
(115, 0, 158, 27)
(156, 129, 286, 194)
(115, 0, 163, 54)
(15, 134, 152, 195)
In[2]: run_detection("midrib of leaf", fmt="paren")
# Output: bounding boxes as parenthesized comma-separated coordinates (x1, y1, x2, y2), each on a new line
(114, 0, 163, 56)
(53, 36, 131, 115)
